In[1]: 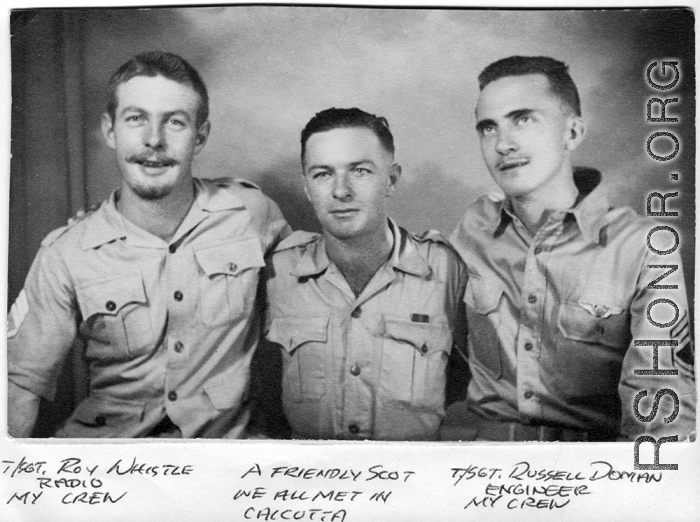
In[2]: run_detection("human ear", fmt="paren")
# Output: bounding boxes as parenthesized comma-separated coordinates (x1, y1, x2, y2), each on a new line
(194, 120, 211, 153)
(386, 164, 401, 196)
(564, 116, 587, 151)
(101, 113, 117, 150)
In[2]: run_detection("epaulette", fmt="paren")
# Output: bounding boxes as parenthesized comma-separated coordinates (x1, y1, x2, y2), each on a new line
(234, 178, 261, 191)
(41, 222, 75, 247)
(274, 230, 321, 253)
(411, 228, 450, 246)
(208, 177, 236, 187)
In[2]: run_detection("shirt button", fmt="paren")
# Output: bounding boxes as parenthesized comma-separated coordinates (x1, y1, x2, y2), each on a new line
(169, 244, 177, 254)
(95, 415, 106, 427)
(420, 344, 428, 355)
(168, 391, 178, 401)
(348, 424, 360, 435)
(173, 341, 184, 353)
(524, 342, 533, 351)
(596, 324, 605, 335)
(350, 364, 361, 376)
(174, 291, 183, 302)
(228, 263, 237, 272)
(351, 307, 362, 319)
(105, 301, 116, 312)
(528, 294, 537, 304)
(534, 247, 542, 255)
(524, 390, 534, 399)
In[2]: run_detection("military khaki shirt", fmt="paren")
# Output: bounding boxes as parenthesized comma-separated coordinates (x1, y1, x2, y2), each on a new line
(448, 168, 695, 440)
(8, 178, 289, 438)
(265, 218, 466, 441)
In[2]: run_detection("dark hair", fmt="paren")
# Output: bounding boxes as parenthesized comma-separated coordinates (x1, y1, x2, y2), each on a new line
(300, 107, 395, 162)
(106, 51, 209, 126)
(478, 56, 581, 116)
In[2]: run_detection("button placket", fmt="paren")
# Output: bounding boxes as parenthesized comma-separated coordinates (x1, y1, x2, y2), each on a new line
(517, 226, 557, 417)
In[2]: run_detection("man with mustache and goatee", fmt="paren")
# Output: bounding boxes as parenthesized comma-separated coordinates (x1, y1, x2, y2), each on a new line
(441, 56, 695, 442)
(8, 51, 289, 438)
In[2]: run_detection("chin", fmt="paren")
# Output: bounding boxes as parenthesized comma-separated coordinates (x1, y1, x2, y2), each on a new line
(324, 225, 363, 241)
(131, 182, 175, 200)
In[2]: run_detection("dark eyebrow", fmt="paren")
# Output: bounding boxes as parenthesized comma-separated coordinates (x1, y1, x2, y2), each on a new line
(506, 108, 534, 121)
(476, 109, 535, 133)
(119, 106, 146, 117)
(162, 110, 192, 122)
(475, 118, 497, 133)
(118, 107, 191, 121)
(307, 160, 377, 171)
(349, 160, 376, 168)
(307, 164, 332, 172)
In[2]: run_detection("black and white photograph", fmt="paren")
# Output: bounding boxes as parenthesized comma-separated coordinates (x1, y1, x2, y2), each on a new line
(2, 2, 697, 520)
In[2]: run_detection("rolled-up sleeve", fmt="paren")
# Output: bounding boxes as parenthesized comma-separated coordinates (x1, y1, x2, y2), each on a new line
(8, 245, 78, 400)
(618, 245, 695, 441)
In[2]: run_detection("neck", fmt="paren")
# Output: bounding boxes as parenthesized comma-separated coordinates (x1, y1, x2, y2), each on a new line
(511, 168, 578, 236)
(324, 222, 393, 297)
(117, 179, 195, 242)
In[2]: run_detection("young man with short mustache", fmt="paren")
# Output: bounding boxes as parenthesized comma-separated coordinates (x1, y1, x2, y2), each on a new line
(442, 56, 695, 442)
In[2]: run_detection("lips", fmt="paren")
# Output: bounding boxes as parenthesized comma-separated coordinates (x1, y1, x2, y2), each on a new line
(498, 158, 529, 171)
(139, 159, 175, 168)
(127, 154, 178, 169)
(330, 208, 359, 217)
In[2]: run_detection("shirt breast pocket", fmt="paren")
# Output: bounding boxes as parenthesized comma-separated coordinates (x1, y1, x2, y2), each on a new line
(267, 316, 330, 402)
(77, 273, 152, 360)
(463, 276, 505, 378)
(554, 301, 631, 399)
(195, 237, 265, 327)
(380, 317, 452, 410)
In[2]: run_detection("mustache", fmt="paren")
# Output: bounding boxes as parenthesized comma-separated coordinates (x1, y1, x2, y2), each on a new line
(126, 152, 179, 166)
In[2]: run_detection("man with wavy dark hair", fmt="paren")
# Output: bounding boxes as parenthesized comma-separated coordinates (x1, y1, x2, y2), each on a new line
(442, 55, 695, 442)
(264, 108, 466, 440)
(8, 51, 289, 438)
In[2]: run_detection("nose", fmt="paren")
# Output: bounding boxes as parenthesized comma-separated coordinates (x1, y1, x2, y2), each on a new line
(495, 127, 517, 155)
(144, 123, 165, 150)
(332, 172, 353, 201)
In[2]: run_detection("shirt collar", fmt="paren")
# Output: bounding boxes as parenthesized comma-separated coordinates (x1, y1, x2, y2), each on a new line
(568, 168, 609, 244)
(291, 217, 431, 279)
(386, 218, 432, 278)
(495, 167, 609, 244)
(81, 179, 247, 250)
(81, 191, 127, 250)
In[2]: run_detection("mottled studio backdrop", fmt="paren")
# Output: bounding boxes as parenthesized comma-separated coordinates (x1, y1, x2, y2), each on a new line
(9, 6, 695, 305)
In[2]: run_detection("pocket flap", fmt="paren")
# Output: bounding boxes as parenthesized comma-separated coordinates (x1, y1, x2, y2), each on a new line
(382, 318, 452, 355)
(464, 276, 505, 315)
(78, 273, 147, 319)
(267, 316, 330, 354)
(558, 301, 630, 348)
(195, 237, 265, 277)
